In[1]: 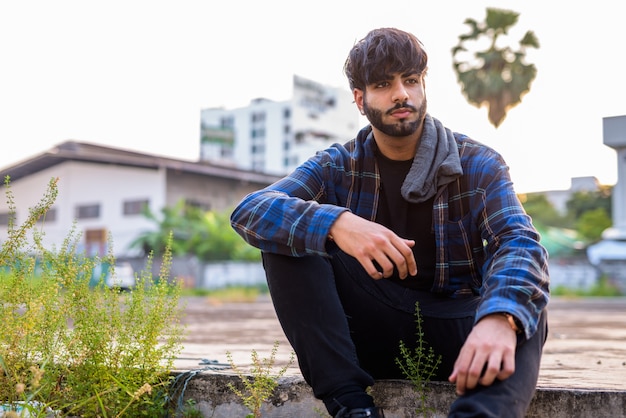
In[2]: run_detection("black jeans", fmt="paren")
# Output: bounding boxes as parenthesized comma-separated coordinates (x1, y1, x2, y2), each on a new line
(262, 251, 548, 417)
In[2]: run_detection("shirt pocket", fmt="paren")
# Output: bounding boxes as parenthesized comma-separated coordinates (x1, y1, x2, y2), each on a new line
(446, 213, 484, 289)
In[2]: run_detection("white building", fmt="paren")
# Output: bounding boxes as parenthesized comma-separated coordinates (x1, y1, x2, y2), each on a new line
(586, 115, 626, 275)
(200, 75, 361, 175)
(601, 115, 626, 240)
(0, 141, 280, 259)
(540, 176, 602, 215)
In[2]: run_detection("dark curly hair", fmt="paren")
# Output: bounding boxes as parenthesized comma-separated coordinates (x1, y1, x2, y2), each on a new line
(343, 28, 428, 91)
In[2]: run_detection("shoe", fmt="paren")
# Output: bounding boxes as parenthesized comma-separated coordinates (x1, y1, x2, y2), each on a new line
(334, 406, 385, 418)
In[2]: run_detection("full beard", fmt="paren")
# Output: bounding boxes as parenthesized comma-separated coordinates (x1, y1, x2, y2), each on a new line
(363, 98, 427, 137)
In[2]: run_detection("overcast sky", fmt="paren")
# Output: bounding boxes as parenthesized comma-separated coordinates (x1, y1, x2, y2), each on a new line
(1, 0, 624, 193)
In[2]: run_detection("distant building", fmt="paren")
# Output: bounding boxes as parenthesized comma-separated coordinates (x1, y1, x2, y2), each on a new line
(601, 115, 626, 240)
(200, 75, 361, 175)
(586, 115, 626, 282)
(0, 141, 280, 259)
(538, 176, 602, 215)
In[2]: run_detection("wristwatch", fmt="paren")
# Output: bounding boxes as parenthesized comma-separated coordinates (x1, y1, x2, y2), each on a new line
(500, 312, 522, 334)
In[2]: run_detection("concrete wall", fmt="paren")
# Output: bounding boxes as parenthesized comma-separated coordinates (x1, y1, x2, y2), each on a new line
(597, 259, 626, 293)
(547, 258, 598, 290)
(193, 259, 601, 292)
(164, 170, 263, 212)
(170, 373, 626, 418)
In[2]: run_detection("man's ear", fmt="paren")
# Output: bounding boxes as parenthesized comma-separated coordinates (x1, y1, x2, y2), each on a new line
(353, 88, 364, 114)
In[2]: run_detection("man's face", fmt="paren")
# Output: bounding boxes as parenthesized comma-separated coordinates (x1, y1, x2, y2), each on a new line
(358, 72, 427, 137)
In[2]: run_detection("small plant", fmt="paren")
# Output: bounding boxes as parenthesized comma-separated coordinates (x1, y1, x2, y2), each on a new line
(395, 302, 442, 416)
(180, 399, 203, 418)
(226, 341, 295, 418)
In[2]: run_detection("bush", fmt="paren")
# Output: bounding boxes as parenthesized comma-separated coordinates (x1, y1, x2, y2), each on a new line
(0, 177, 186, 417)
(551, 275, 622, 297)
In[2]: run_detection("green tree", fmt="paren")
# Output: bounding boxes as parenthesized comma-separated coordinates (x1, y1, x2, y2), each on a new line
(452, 8, 539, 127)
(193, 209, 261, 261)
(519, 193, 565, 228)
(129, 200, 260, 262)
(129, 200, 198, 257)
(576, 208, 612, 242)
(565, 187, 612, 221)
(520, 187, 614, 249)
(565, 187, 613, 242)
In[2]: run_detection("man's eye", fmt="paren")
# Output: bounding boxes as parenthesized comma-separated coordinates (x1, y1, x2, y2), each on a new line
(375, 81, 389, 88)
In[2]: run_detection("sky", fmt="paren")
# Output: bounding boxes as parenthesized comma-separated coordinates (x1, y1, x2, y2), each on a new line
(1, 0, 624, 193)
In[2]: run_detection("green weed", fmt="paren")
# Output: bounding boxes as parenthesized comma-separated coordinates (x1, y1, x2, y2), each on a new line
(395, 302, 442, 416)
(0, 177, 186, 417)
(226, 341, 295, 418)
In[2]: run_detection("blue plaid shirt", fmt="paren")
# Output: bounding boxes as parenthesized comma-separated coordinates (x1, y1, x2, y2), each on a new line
(231, 123, 550, 338)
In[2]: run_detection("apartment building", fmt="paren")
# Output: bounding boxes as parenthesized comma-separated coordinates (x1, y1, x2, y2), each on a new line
(199, 74, 361, 175)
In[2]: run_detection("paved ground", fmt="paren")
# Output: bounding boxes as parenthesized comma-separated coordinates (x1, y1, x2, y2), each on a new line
(173, 296, 626, 391)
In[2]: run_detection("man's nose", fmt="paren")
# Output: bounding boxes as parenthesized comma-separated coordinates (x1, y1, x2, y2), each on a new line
(392, 83, 409, 103)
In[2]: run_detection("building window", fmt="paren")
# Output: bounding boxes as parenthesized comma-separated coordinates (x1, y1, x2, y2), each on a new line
(75, 204, 100, 219)
(123, 199, 149, 216)
(251, 112, 266, 123)
(283, 107, 291, 118)
(185, 199, 210, 212)
(220, 116, 234, 129)
(251, 144, 265, 154)
(251, 127, 266, 139)
(0, 212, 13, 226)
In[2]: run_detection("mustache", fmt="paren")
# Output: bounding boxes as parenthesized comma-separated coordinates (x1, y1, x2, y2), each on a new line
(386, 102, 418, 115)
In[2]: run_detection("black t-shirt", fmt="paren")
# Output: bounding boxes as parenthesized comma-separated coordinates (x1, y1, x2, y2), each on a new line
(375, 152, 436, 290)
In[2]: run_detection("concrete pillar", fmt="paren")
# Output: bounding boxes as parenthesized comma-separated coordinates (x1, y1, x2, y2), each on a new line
(602, 115, 626, 239)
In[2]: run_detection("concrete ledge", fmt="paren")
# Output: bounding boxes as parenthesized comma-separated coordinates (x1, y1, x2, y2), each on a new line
(171, 372, 626, 417)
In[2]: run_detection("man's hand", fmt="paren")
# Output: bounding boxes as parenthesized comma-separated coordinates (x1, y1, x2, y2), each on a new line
(448, 314, 517, 395)
(329, 212, 417, 279)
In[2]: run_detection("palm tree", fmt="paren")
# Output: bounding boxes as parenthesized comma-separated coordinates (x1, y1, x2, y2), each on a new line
(452, 8, 539, 127)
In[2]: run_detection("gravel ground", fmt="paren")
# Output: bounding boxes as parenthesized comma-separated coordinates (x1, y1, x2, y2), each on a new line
(173, 296, 626, 391)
